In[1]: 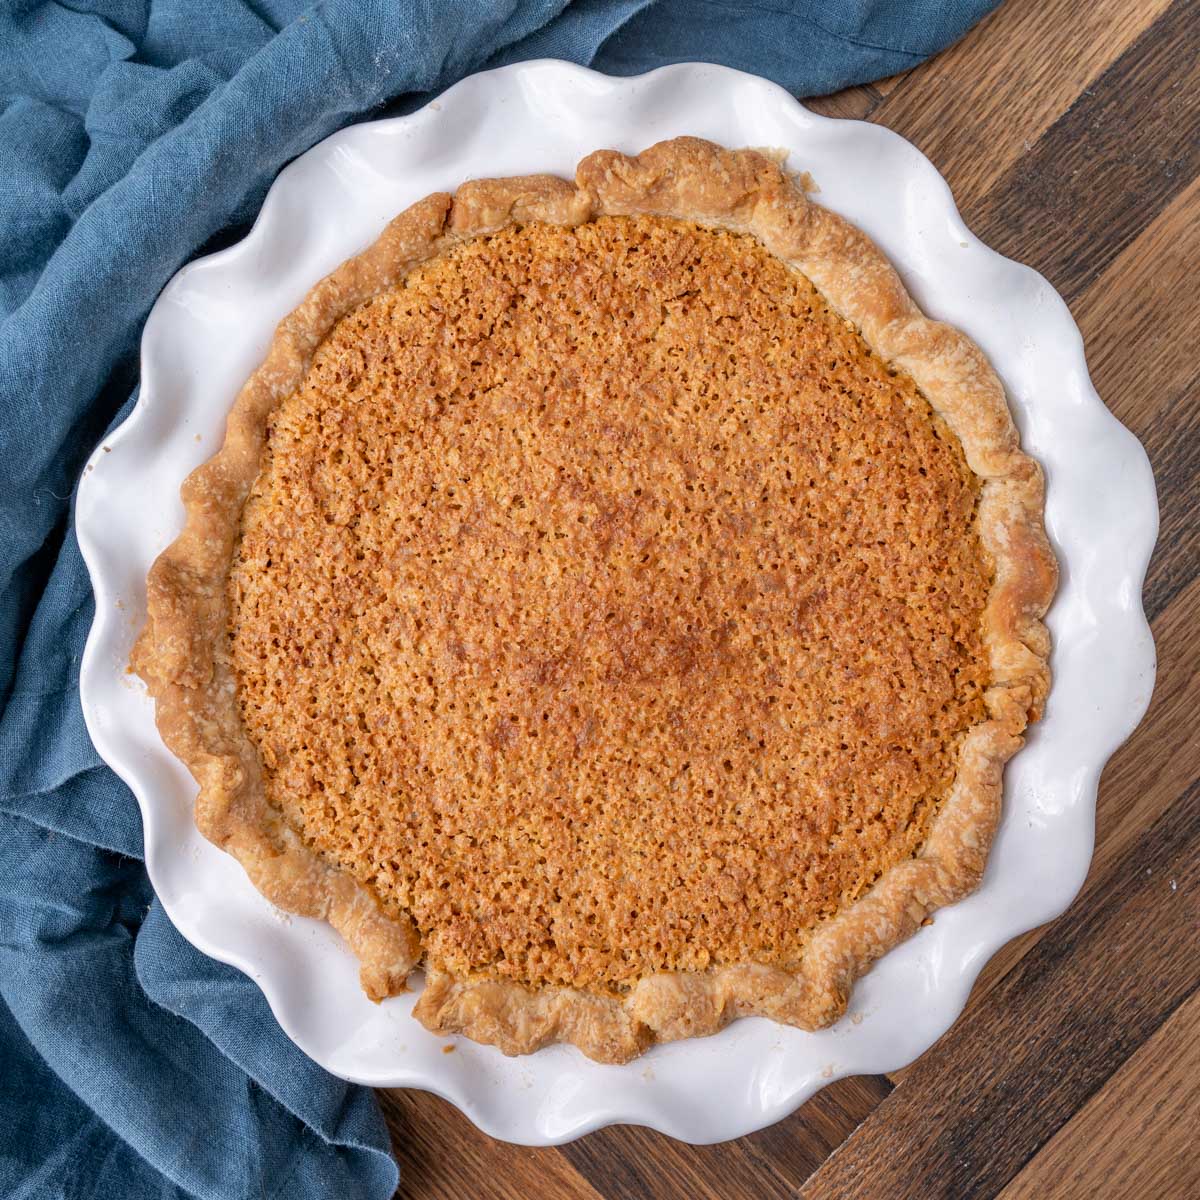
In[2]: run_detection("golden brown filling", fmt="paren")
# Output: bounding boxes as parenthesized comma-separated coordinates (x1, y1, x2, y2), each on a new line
(227, 216, 990, 994)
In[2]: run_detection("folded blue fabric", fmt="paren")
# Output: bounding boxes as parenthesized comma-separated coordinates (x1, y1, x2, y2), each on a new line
(0, 3, 998, 1197)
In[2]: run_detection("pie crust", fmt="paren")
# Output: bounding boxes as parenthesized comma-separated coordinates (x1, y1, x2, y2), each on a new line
(132, 138, 1056, 1063)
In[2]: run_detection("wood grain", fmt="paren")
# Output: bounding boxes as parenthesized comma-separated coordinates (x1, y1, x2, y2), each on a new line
(1071, 175, 1200, 433)
(383, 2, 1200, 1195)
(558, 1075, 892, 1199)
(996, 988, 1200, 1200)
(970, 0, 1200, 303)
(868, 0, 1173, 216)
(382, 1088, 601, 1200)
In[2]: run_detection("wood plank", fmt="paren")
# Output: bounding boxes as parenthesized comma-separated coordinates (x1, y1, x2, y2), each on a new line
(972, 0, 1200, 303)
(1066, 171, 1200, 621)
(1071, 175, 1200, 434)
(737, 1074, 893, 1189)
(1138, 371, 1200, 622)
(869, 0, 1169, 217)
(559, 1075, 892, 1200)
(381, 1088, 603, 1200)
(561, 1124, 791, 1200)
(801, 778, 1200, 1198)
(998, 987, 1200, 1200)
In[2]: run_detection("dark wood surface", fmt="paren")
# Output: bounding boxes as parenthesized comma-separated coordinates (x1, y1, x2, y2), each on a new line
(380, 1, 1200, 1194)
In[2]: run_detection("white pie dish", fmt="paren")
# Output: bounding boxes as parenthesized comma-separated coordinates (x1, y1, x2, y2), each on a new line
(76, 60, 1157, 1146)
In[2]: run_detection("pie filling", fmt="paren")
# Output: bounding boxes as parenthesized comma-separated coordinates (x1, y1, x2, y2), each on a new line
(227, 216, 990, 996)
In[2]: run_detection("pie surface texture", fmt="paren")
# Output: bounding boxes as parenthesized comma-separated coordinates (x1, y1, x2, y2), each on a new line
(132, 138, 1056, 1063)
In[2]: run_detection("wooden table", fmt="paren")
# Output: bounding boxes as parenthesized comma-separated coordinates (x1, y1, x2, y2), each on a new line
(380, 1, 1200, 1194)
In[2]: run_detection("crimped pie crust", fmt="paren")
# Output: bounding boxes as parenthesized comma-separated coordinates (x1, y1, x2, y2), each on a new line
(132, 138, 1056, 1063)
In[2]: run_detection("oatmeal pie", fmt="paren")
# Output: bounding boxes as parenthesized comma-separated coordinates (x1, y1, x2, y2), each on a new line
(132, 138, 1056, 1063)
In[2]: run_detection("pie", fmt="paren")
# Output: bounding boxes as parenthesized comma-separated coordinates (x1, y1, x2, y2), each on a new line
(132, 138, 1056, 1063)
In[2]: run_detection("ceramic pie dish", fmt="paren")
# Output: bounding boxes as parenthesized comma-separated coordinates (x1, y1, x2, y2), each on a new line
(77, 61, 1157, 1143)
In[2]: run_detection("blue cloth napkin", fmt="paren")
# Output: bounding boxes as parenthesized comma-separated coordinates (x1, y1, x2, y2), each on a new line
(0, 3, 998, 1197)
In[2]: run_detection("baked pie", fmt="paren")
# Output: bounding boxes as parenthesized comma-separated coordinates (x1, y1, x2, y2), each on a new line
(133, 138, 1056, 1063)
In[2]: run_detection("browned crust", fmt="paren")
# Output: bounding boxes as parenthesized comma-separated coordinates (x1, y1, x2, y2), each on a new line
(132, 138, 1056, 1062)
